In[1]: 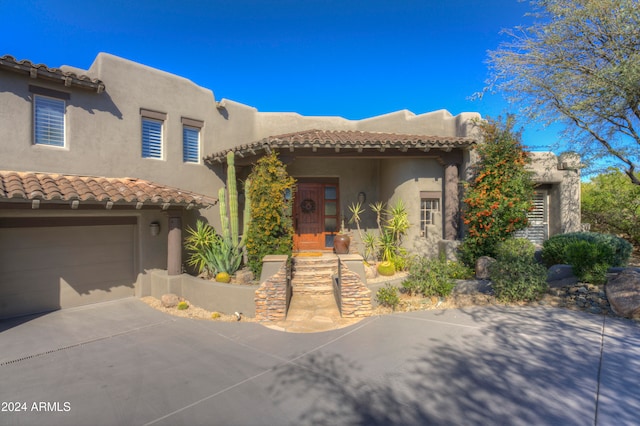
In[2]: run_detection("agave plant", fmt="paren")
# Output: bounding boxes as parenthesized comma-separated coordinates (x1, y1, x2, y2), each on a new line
(205, 238, 243, 275)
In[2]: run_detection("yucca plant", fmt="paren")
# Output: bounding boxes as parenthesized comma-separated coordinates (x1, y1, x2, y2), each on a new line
(184, 220, 218, 278)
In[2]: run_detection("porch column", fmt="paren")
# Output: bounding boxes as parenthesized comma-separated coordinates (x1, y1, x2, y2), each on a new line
(167, 216, 182, 276)
(444, 163, 459, 240)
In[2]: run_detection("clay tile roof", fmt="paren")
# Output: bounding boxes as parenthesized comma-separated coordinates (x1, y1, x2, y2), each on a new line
(0, 55, 105, 93)
(204, 129, 477, 163)
(0, 171, 216, 209)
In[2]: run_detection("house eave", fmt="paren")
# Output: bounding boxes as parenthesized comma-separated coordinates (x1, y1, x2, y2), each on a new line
(0, 55, 105, 93)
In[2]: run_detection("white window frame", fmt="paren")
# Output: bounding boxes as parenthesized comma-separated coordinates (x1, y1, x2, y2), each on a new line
(420, 197, 440, 232)
(33, 94, 66, 147)
(181, 117, 204, 164)
(140, 109, 166, 160)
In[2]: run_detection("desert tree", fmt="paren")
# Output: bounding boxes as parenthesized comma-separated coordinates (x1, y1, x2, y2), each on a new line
(482, 0, 640, 184)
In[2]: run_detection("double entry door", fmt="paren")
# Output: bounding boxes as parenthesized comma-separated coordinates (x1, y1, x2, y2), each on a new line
(293, 181, 339, 251)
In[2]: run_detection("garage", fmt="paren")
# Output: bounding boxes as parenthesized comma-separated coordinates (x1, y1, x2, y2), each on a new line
(0, 217, 137, 319)
(0, 170, 216, 320)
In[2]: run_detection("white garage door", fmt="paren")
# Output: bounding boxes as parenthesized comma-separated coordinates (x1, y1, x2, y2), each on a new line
(0, 217, 136, 319)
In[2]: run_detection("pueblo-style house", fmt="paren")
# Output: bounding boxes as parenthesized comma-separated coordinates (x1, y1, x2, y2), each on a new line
(0, 53, 582, 319)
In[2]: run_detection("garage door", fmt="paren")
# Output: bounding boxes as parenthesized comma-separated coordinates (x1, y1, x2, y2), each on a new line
(0, 217, 136, 319)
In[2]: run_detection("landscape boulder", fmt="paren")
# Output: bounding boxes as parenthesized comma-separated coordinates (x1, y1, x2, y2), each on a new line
(475, 256, 495, 280)
(161, 293, 180, 308)
(233, 269, 255, 285)
(606, 269, 640, 319)
(547, 264, 579, 288)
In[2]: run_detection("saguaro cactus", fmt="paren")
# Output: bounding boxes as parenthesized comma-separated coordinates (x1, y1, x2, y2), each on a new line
(219, 151, 251, 251)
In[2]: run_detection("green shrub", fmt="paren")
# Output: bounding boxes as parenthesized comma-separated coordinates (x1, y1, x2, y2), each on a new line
(446, 261, 475, 280)
(542, 232, 632, 267)
(489, 260, 548, 302)
(489, 238, 548, 302)
(245, 153, 296, 277)
(494, 238, 536, 264)
(564, 240, 614, 284)
(177, 301, 189, 310)
(376, 284, 400, 310)
(402, 255, 455, 298)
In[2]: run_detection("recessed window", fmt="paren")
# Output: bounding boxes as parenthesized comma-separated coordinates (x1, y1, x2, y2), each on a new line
(34, 95, 65, 147)
(142, 118, 163, 159)
(140, 109, 166, 159)
(420, 198, 440, 231)
(183, 126, 199, 163)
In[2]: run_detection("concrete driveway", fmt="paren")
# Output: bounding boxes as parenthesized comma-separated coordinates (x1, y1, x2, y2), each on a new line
(1, 298, 638, 426)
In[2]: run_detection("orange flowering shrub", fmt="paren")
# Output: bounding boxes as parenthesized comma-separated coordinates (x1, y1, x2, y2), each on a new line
(459, 117, 535, 266)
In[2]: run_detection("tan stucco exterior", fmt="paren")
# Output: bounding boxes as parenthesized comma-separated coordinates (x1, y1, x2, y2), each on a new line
(0, 51, 582, 318)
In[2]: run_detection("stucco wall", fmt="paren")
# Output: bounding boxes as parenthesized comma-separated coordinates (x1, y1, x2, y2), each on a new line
(252, 109, 482, 141)
(380, 158, 445, 258)
(286, 157, 381, 231)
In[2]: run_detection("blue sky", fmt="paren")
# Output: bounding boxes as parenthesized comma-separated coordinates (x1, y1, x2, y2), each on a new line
(2, 0, 564, 151)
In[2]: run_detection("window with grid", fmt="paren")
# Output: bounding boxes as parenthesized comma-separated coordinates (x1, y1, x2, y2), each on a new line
(420, 198, 440, 231)
(34, 95, 65, 147)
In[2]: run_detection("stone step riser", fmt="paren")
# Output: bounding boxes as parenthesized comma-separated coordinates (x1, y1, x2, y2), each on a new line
(291, 257, 338, 296)
(292, 271, 337, 280)
(293, 261, 337, 268)
(293, 287, 335, 296)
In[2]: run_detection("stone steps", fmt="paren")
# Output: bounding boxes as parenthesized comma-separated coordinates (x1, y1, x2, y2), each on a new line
(291, 255, 339, 296)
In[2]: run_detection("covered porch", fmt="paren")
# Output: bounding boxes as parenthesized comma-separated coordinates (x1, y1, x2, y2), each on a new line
(205, 129, 477, 258)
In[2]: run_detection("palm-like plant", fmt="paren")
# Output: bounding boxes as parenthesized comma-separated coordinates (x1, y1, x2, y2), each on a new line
(184, 220, 218, 278)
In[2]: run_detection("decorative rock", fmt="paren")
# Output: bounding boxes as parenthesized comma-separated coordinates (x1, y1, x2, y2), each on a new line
(606, 269, 640, 319)
(364, 263, 378, 280)
(475, 256, 495, 280)
(233, 269, 254, 284)
(161, 293, 180, 308)
(547, 264, 579, 288)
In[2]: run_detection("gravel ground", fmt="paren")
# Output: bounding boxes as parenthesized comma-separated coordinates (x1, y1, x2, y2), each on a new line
(141, 250, 639, 322)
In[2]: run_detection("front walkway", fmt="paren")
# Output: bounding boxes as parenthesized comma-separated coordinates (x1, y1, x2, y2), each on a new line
(263, 293, 361, 332)
(1, 297, 639, 425)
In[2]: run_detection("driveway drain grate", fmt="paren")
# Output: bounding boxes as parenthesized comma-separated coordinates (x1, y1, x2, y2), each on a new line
(0, 320, 172, 367)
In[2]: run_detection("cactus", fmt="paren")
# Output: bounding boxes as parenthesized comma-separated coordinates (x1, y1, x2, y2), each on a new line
(241, 178, 251, 246)
(227, 151, 239, 244)
(216, 152, 252, 274)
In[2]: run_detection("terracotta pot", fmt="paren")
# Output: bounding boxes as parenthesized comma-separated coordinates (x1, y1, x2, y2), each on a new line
(333, 234, 351, 254)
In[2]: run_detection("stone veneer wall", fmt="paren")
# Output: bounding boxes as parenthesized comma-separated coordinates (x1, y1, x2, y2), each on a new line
(338, 261, 372, 318)
(254, 262, 290, 321)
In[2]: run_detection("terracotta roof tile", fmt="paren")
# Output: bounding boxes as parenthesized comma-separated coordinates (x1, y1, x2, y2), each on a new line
(0, 171, 216, 209)
(0, 55, 105, 92)
(205, 129, 477, 163)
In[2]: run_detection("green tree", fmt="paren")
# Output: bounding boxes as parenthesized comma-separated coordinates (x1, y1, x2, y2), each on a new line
(483, 0, 640, 185)
(459, 117, 535, 266)
(582, 168, 640, 247)
(245, 152, 296, 277)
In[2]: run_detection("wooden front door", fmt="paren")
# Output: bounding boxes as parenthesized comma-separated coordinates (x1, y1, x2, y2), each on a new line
(293, 181, 339, 251)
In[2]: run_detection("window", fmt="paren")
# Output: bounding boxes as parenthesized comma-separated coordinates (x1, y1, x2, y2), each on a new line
(182, 127, 199, 162)
(140, 109, 166, 159)
(420, 198, 440, 231)
(34, 95, 65, 147)
(181, 117, 204, 163)
(142, 118, 163, 158)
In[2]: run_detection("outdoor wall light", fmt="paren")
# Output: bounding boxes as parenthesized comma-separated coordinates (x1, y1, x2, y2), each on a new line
(150, 222, 161, 237)
(357, 191, 366, 204)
